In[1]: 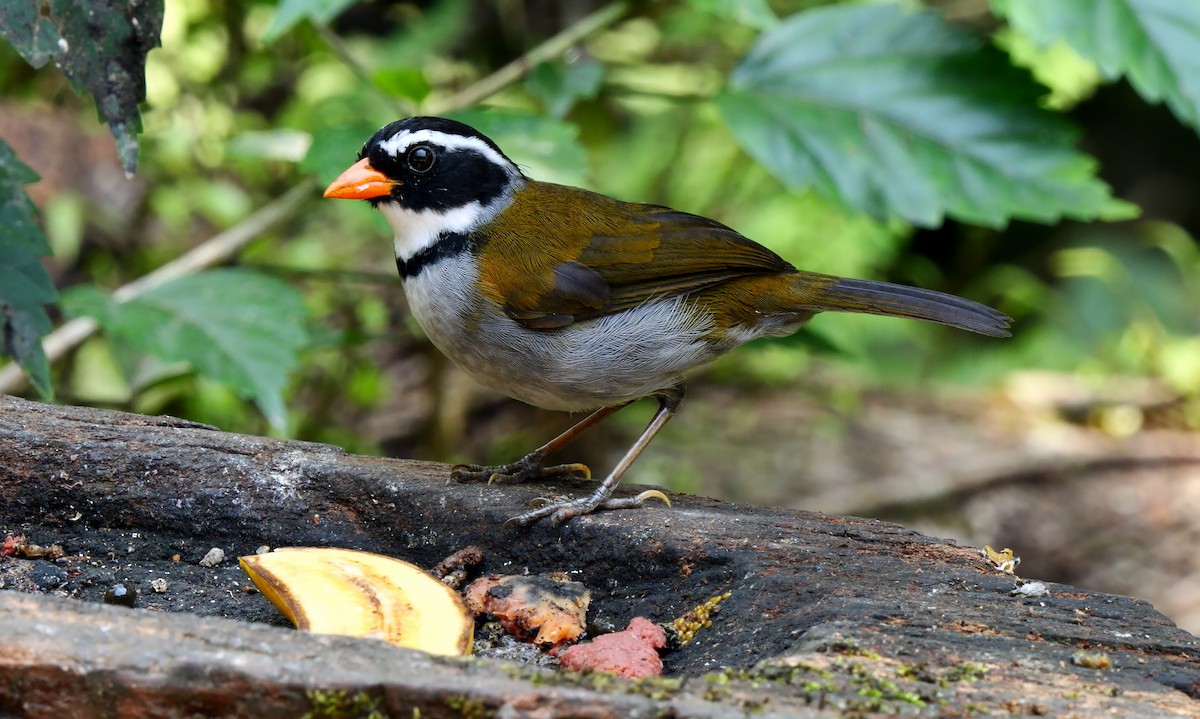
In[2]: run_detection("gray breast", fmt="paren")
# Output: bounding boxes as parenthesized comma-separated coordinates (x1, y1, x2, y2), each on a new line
(402, 255, 716, 411)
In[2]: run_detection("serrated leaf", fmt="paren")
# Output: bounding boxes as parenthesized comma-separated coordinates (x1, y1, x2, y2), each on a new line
(263, 0, 357, 42)
(994, 28, 1103, 110)
(717, 3, 1129, 228)
(0, 0, 163, 175)
(447, 109, 589, 187)
(994, 0, 1200, 132)
(0, 141, 55, 399)
(66, 270, 310, 432)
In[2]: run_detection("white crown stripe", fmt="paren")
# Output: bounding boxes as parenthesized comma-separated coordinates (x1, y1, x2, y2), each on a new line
(378, 129, 512, 171)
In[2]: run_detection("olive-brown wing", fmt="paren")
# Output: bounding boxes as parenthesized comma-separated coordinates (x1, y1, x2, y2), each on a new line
(476, 182, 794, 329)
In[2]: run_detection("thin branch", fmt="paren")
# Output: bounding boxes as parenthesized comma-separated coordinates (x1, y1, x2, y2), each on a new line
(0, 178, 318, 395)
(427, 1, 628, 114)
(316, 24, 411, 117)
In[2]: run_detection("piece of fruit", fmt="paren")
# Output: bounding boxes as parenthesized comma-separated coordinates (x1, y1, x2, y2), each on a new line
(558, 617, 667, 678)
(239, 547, 473, 656)
(464, 574, 589, 647)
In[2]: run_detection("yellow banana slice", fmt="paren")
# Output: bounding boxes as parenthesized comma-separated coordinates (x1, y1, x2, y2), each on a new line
(239, 547, 473, 656)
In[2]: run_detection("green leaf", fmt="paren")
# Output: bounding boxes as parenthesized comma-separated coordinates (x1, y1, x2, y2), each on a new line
(0, 141, 55, 399)
(302, 122, 386, 185)
(685, 0, 778, 30)
(372, 0, 472, 68)
(526, 59, 605, 118)
(717, 3, 1130, 228)
(64, 270, 311, 432)
(994, 28, 1102, 110)
(372, 67, 431, 102)
(59, 284, 115, 324)
(447, 109, 589, 187)
(994, 0, 1200, 131)
(263, 0, 357, 43)
(0, 0, 163, 175)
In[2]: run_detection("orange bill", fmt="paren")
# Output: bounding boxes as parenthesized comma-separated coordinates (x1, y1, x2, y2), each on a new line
(323, 158, 397, 199)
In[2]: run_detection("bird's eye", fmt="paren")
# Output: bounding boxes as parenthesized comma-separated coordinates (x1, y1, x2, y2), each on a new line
(407, 144, 436, 173)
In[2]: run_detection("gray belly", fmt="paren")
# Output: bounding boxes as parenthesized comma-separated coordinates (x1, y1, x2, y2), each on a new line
(402, 256, 717, 411)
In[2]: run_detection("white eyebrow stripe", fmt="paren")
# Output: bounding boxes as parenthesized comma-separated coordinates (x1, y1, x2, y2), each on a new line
(377, 129, 513, 171)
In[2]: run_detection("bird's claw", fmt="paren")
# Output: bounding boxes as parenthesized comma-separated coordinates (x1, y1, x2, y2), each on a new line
(625, 489, 671, 508)
(505, 488, 672, 527)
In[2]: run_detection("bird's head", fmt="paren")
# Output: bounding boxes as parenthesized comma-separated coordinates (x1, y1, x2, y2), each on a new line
(324, 117, 526, 260)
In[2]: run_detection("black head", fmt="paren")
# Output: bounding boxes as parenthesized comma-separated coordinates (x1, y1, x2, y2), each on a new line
(357, 116, 524, 212)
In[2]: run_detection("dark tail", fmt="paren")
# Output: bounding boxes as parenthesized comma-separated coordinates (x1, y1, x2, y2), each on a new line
(793, 273, 1011, 338)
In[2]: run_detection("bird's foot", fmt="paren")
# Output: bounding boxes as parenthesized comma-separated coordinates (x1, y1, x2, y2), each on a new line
(450, 455, 591, 486)
(505, 489, 671, 527)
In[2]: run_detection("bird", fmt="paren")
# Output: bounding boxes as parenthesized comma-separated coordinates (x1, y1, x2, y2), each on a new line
(323, 116, 1011, 527)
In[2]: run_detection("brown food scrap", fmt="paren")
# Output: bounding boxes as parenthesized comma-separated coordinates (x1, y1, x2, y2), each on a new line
(558, 617, 667, 679)
(432, 545, 484, 590)
(2, 533, 64, 560)
(464, 574, 589, 647)
(23, 543, 64, 560)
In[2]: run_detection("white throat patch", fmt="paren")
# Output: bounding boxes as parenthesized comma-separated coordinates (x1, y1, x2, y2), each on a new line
(379, 196, 511, 263)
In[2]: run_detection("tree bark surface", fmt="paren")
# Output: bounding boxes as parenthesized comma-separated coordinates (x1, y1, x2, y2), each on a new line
(0, 395, 1197, 718)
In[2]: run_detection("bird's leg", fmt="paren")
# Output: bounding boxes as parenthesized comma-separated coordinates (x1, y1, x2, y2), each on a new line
(506, 383, 684, 527)
(450, 403, 626, 485)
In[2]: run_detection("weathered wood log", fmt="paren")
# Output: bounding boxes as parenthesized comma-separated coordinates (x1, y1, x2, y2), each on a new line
(0, 395, 1197, 717)
(644, 379, 1200, 633)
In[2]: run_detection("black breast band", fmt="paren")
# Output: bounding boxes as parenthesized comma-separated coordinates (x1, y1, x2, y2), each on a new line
(397, 231, 472, 279)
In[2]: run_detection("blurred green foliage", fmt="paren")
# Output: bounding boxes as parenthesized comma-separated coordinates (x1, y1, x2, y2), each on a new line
(0, 141, 54, 397)
(61, 268, 310, 430)
(1, 0, 1200, 460)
